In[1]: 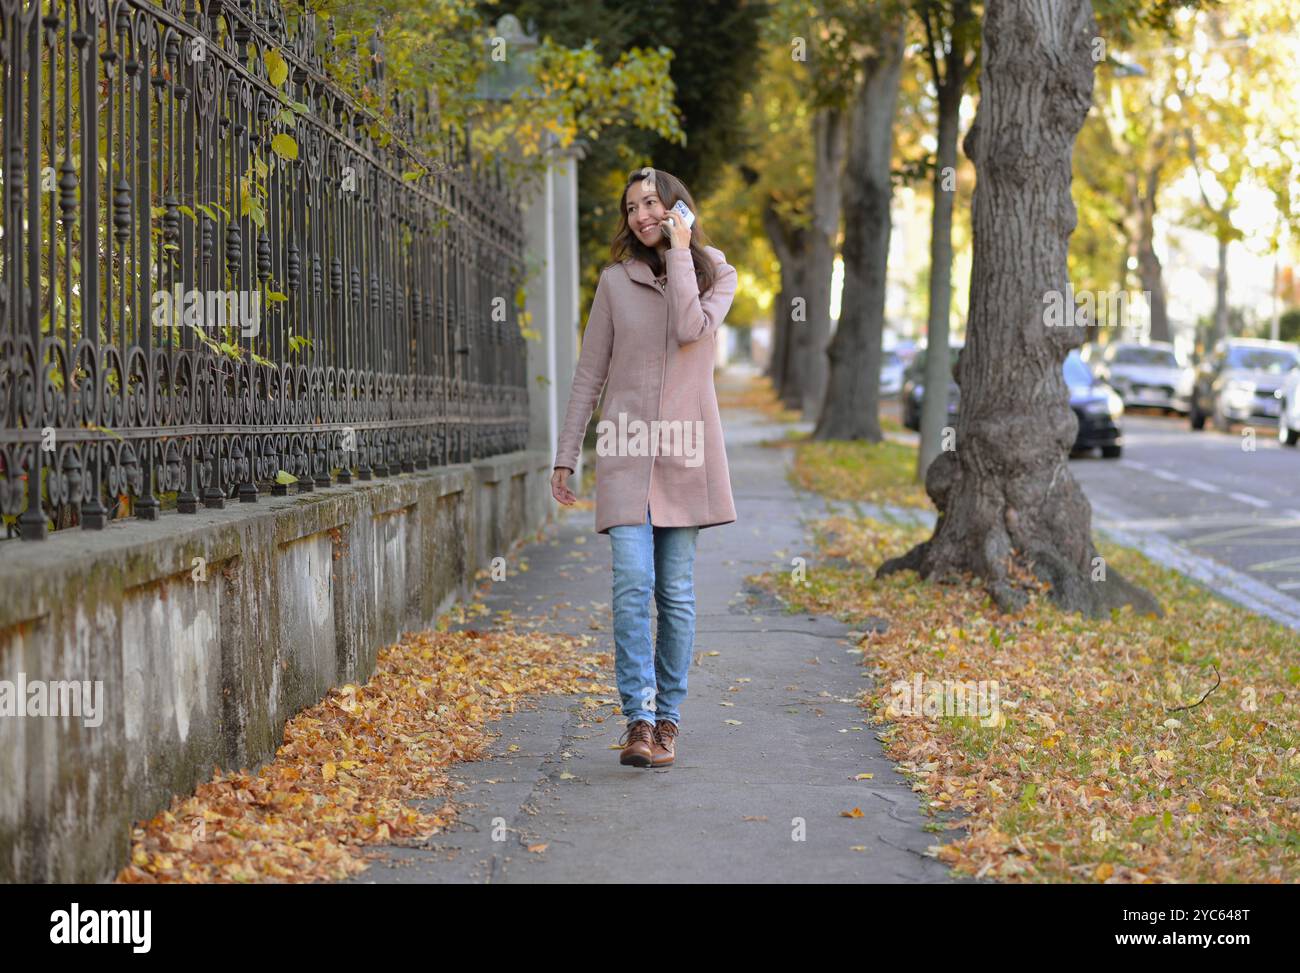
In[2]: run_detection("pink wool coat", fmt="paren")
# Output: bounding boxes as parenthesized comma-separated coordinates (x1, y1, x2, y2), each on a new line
(553, 245, 739, 534)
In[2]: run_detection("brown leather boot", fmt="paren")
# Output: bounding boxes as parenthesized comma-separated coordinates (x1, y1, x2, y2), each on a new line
(651, 719, 678, 767)
(617, 719, 655, 767)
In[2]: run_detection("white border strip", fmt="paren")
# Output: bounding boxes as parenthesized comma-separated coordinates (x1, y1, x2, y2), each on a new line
(1096, 522, 1300, 633)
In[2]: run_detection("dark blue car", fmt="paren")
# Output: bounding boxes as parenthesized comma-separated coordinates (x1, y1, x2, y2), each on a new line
(904, 347, 1123, 458)
(1064, 349, 1124, 458)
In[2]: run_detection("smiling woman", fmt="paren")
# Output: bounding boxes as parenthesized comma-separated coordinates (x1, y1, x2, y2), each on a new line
(551, 167, 737, 532)
(550, 166, 738, 770)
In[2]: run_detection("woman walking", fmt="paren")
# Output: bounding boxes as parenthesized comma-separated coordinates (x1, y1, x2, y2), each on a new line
(551, 167, 738, 769)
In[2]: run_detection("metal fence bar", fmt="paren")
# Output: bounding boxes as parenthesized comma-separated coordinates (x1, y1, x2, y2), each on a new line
(0, 0, 528, 542)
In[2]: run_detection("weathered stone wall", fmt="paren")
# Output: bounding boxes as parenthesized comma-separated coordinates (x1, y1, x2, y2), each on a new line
(0, 450, 554, 882)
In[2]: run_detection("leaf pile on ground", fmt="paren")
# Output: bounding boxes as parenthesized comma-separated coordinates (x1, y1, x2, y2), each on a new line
(753, 513, 1300, 883)
(116, 609, 608, 883)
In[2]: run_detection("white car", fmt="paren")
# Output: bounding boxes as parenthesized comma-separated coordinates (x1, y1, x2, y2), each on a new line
(1094, 340, 1191, 414)
(1280, 363, 1300, 446)
(879, 350, 905, 397)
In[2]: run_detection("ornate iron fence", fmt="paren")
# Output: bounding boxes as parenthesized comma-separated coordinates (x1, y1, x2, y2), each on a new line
(0, 0, 529, 541)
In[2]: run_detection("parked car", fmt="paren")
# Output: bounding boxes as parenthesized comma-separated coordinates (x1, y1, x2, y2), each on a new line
(901, 343, 962, 431)
(1093, 340, 1191, 414)
(1065, 349, 1124, 458)
(1279, 362, 1300, 446)
(891, 339, 919, 367)
(879, 350, 905, 397)
(1188, 337, 1300, 433)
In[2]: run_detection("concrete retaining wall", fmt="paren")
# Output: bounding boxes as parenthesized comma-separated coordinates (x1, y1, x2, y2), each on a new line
(0, 449, 555, 882)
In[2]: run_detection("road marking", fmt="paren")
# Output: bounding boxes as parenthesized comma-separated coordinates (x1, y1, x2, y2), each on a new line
(1246, 555, 1300, 573)
(1094, 523, 1300, 632)
(1184, 477, 1223, 494)
(1149, 469, 1181, 482)
(1177, 519, 1300, 546)
(1227, 491, 1273, 509)
(1093, 513, 1299, 532)
(1280, 581, 1300, 591)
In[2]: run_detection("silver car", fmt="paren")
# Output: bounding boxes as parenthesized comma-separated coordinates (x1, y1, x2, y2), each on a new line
(1094, 341, 1190, 414)
(1189, 338, 1300, 433)
(1279, 361, 1300, 446)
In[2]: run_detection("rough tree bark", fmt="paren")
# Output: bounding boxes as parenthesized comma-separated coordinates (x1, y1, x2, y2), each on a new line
(879, 0, 1161, 618)
(813, 16, 906, 441)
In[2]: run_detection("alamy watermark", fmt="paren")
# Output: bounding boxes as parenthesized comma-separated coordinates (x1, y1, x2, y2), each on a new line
(0, 673, 104, 728)
(887, 672, 1001, 727)
(1043, 284, 1152, 329)
(151, 285, 261, 338)
(49, 903, 150, 952)
(595, 412, 704, 467)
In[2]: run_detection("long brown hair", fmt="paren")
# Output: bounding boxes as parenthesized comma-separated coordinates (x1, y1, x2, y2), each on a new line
(606, 167, 718, 296)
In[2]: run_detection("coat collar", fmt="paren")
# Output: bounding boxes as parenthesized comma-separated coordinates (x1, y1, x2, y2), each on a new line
(621, 255, 668, 294)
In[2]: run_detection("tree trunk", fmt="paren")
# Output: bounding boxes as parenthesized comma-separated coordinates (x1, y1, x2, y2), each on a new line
(769, 279, 790, 385)
(879, 0, 1161, 619)
(763, 201, 791, 386)
(763, 200, 812, 407)
(1137, 168, 1170, 343)
(917, 82, 964, 478)
(801, 106, 848, 421)
(762, 199, 802, 395)
(813, 19, 906, 441)
(1212, 233, 1229, 344)
(779, 252, 811, 410)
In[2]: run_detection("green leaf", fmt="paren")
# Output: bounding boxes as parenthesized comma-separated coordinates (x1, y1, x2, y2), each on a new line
(1019, 783, 1037, 810)
(275, 470, 299, 485)
(266, 291, 288, 302)
(270, 133, 299, 161)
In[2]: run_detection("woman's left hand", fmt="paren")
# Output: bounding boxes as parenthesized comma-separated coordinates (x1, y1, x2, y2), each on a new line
(661, 214, 692, 251)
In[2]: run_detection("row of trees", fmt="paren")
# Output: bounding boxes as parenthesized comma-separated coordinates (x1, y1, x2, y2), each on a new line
(387, 1, 1284, 616)
(750, 0, 1300, 616)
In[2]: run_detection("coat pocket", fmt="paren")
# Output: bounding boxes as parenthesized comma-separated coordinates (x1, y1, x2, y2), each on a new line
(653, 389, 709, 511)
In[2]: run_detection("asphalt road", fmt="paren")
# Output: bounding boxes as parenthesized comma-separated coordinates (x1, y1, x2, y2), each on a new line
(881, 395, 1300, 626)
(1070, 409, 1300, 606)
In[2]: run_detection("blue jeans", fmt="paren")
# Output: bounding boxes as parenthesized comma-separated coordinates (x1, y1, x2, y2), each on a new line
(608, 503, 700, 728)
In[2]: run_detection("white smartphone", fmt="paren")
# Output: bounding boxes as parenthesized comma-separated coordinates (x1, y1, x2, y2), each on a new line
(670, 199, 695, 229)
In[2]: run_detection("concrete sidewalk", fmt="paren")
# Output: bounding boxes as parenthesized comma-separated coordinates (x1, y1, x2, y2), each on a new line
(346, 364, 959, 884)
